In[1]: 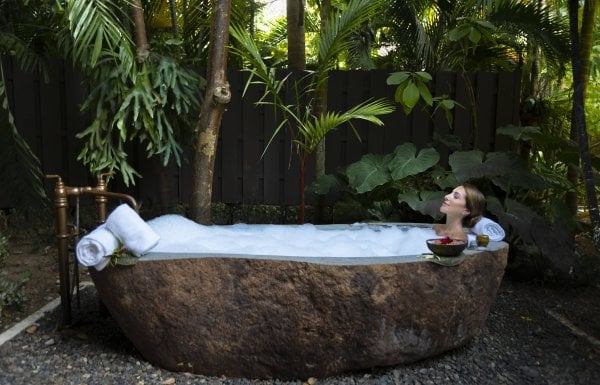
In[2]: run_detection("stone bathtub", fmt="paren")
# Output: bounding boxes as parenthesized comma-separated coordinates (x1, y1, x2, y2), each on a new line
(89, 223, 508, 380)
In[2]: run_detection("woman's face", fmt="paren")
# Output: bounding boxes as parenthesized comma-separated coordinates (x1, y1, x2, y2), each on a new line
(440, 186, 469, 217)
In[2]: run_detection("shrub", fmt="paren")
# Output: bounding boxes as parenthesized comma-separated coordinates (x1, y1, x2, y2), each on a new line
(0, 233, 30, 315)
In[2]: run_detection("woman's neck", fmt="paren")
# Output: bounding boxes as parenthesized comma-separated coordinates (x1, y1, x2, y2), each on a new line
(434, 214, 467, 240)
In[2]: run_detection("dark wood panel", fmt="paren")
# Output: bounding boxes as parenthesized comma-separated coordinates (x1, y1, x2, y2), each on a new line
(494, 71, 520, 151)
(220, 71, 243, 203)
(474, 72, 497, 151)
(241, 71, 263, 204)
(1, 58, 522, 209)
(39, 61, 64, 177)
(453, 73, 476, 148)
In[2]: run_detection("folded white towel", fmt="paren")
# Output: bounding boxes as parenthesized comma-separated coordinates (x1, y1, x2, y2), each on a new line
(105, 203, 160, 256)
(76, 224, 120, 271)
(466, 216, 505, 243)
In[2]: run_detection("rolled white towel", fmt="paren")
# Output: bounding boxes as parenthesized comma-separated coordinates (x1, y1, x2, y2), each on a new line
(76, 224, 119, 271)
(105, 203, 160, 256)
(466, 216, 505, 243)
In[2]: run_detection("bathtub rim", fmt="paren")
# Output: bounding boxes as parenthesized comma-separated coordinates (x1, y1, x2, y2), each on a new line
(140, 221, 507, 266)
(141, 243, 506, 265)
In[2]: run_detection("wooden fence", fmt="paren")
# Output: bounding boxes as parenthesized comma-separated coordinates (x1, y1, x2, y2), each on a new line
(1, 59, 520, 208)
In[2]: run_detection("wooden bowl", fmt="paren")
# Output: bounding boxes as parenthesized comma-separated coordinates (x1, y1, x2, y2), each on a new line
(426, 238, 467, 257)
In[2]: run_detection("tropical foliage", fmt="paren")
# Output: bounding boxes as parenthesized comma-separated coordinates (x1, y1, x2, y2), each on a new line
(230, 0, 395, 222)
(308, 123, 596, 281)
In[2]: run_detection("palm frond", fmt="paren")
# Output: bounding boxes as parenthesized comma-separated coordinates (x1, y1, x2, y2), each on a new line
(317, 0, 383, 79)
(289, 98, 395, 154)
(490, 0, 570, 72)
(0, 31, 47, 78)
(0, 67, 47, 210)
(63, 0, 135, 69)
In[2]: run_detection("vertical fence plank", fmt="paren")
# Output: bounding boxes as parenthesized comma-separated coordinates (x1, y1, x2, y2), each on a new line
(433, 71, 455, 164)
(220, 71, 243, 203)
(325, 71, 347, 173)
(494, 71, 521, 151)
(241, 70, 263, 204)
(10, 61, 41, 164)
(453, 72, 476, 147)
(262, 98, 284, 204)
(344, 71, 370, 164)
(368, 71, 393, 154)
(474, 72, 498, 151)
(39, 60, 65, 178)
(63, 62, 91, 186)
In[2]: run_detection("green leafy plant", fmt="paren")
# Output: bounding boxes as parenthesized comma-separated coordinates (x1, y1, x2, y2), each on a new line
(310, 123, 597, 281)
(229, 0, 396, 223)
(76, 54, 205, 186)
(108, 246, 138, 267)
(386, 71, 459, 125)
(0, 233, 30, 315)
(308, 143, 442, 221)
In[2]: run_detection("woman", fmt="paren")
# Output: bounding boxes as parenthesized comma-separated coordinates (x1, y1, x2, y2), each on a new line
(433, 183, 505, 243)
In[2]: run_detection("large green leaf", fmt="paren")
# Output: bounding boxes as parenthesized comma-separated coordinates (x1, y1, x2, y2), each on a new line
(347, 153, 394, 193)
(398, 190, 445, 220)
(449, 150, 514, 182)
(389, 143, 440, 181)
(496, 125, 542, 141)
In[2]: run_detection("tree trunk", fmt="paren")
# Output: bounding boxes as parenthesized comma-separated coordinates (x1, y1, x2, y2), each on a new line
(568, 0, 600, 251)
(314, 0, 331, 223)
(190, 0, 232, 224)
(580, 0, 597, 93)
(131, 0, 173, 213)
(169, 0, 179, 36)
(130, 0, 149, 60)
(314, 0, 330, 180)
(566, 0, 597, 216)
(287, 0, 306, 70)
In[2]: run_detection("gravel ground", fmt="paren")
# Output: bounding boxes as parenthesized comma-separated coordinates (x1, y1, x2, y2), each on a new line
(0, 278, 599, 385)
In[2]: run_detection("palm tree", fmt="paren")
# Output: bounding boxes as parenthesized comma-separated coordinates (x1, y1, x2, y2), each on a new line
(287, 0, 306, 70)
(230, 0, 395, 223)
(568, 0, 600, 251)
(566, 0, 598, 216)
(0, 0, 53, 210)
(379, 0, 569, 73)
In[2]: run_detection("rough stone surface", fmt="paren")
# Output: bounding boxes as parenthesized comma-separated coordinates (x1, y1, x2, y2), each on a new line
(90, 245, 508, 380)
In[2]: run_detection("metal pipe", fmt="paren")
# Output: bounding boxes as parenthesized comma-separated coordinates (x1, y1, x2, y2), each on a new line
(46, 175, 72, 325)
(46, 174, 138, 325)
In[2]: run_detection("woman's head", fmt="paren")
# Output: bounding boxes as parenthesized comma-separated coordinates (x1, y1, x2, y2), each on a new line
(439, 183, 486, 227)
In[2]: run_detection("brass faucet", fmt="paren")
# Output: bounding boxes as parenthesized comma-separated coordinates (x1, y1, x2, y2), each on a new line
(46, 174, 138, 325)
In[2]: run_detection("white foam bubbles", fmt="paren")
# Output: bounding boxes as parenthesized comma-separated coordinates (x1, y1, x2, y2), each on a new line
(147, 215, 437, 257)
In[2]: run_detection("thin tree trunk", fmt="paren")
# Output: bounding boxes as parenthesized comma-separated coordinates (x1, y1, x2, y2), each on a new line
(566, 0, 597, 215)
(131, 0, 149, 60)
(190, 0, 232, 224)
(314, 0, 330, 180)
(169, 0, 179, 36)
(287, 0, 306, 70)
(314, 0, 331, 223)
(287, 0, 307, 222)
(568, 0, 600, 251)
(580, 0, 597, 93)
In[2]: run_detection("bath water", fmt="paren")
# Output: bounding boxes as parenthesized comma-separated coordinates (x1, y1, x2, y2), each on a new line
(147, 215, 437, 257)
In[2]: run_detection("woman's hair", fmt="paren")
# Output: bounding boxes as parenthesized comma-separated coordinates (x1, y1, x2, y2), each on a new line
(461, 183, 486, 227)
